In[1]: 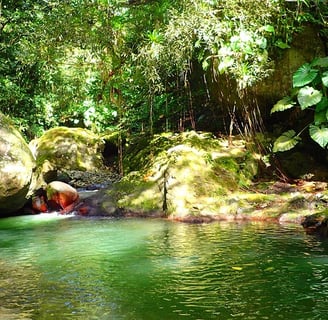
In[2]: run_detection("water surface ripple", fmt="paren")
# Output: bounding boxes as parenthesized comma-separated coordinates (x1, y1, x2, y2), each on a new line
(0, 215, 328, 319)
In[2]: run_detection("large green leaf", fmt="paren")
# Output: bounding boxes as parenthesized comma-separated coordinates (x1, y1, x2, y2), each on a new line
(273, 130, 301, 152)
(314, 110, 326, 125)
(316, 96, 328, 112)
(293, 63, 318, 87)
(322, 71, 328, 87)
(311, 57, 328, 68)
(297, 86, 322, 109)
(270, 96, 295, 114)
(309, 125, 328, 148)
(274, 40, 290, 49)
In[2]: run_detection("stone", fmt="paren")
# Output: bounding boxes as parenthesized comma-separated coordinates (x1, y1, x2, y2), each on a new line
(31, 127, 105, 182)
(112, 131, 259, 219)
(301, 212, 328, 237)
(0, 113, 36, 214)
(32, 181, 80, 214)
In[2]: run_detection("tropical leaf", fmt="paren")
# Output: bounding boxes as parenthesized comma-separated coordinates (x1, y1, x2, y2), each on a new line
(293, 63, 318, 87)
(322, 71, 328, 87)
(314, 110, 326, 125)
(311, 57, 328, 68)
(274, 40, 290, 49)
(316, 96, 328, 112)
(309, 125, 328, 148)
(273, 130, 301, 152)
(270, 96, 295, 114)
(297, 86, 322, 109)
(260, 25, 275, 33)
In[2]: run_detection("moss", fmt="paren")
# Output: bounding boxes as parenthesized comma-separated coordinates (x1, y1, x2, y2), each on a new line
(35, 127, 104, 172)
(115, 131, 262, 218)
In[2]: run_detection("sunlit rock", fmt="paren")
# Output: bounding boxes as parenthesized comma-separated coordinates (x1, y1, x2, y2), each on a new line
(31, 126, 105, 182)
(111, 131, 259, 219)
(0, 113, 36, 214)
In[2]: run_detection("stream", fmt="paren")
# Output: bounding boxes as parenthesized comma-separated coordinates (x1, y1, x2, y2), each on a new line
(0, 215, 328, 319)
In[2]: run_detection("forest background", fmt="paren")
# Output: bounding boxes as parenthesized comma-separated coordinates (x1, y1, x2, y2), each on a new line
(1, 0, 328, 163)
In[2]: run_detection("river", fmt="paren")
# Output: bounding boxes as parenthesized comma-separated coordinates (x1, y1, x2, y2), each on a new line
(0, 215, 327, 319)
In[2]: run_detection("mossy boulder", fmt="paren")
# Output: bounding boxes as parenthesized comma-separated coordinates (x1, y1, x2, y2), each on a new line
(0, 113, 36, 214)
(72, 131, 328, 223)
(301, 210, 328, 237)
(31, 127, 105, 182)
(110, 131, 259, 219)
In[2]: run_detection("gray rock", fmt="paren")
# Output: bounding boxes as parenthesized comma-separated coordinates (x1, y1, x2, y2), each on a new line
(0, 113, 36, 214)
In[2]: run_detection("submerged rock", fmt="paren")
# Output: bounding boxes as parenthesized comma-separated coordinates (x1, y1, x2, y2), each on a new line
(301, 212, 328, 237)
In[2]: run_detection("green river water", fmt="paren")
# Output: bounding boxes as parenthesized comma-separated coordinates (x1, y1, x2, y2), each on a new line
(0, 215, 328, 319)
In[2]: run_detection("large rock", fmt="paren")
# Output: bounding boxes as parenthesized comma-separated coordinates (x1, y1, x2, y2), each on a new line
(109, 131, 259, 219)
(30, 127, 105, 182)
(0, 113, 36, 214)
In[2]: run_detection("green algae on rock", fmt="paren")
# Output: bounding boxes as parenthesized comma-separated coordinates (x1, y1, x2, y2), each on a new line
(110, 131, 260, 219)
(30, 127, 105, 183)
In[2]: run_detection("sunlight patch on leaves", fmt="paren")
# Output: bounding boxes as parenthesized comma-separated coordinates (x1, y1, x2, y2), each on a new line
(322, 71, 328, 87)
(270, 96, 295, 114)
(273, 130, 301, 152)
(297, 86, 322, 109)
(309, 125, 328, 148)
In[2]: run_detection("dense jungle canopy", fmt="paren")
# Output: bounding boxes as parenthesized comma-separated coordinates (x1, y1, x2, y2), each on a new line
(0, 0, 327, 149)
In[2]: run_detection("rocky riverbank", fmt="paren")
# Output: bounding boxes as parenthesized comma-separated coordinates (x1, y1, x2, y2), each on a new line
(1, 115, 328, 235)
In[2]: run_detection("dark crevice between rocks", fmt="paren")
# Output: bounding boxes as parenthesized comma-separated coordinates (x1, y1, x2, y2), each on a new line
(102, 140, 119, 168)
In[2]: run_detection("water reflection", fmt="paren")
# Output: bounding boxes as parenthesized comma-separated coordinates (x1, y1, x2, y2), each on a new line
(0, 217, 328, 319)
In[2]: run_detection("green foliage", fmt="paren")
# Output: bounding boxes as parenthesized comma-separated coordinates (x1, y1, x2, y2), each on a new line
(1, 0, 327, 141)
(292, 63, 318, 87)
(272, 130, 301, 152)
(136, 0, 294, 91)
(271, 56, 328, 151)
(297, 86, 323, 109)
(271, 97, 296, 114)
(309, 125, 328, 148)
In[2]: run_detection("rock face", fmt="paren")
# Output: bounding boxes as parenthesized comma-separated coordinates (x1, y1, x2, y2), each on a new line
(301, 212, 328, 237)
(0, 113, 36, 214)
(109, 131, 259, 219)
(204, 25, 327, 129)
(30, 127, 105, 183)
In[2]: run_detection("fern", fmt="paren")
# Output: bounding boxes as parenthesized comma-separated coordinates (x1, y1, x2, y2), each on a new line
(273, 130, 301, 152)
